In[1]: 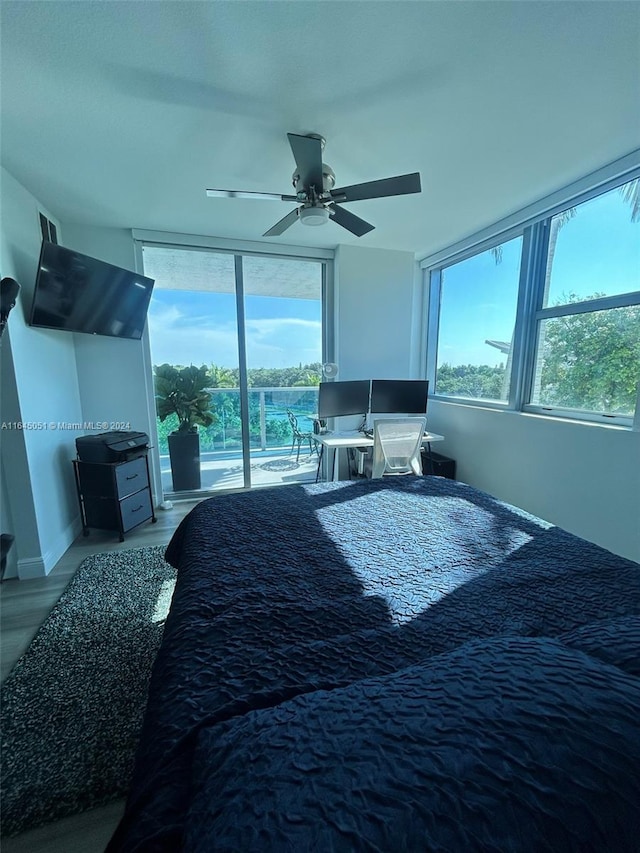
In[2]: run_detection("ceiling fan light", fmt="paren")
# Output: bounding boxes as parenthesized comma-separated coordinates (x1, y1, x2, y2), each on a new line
(299, 206, 330, 226)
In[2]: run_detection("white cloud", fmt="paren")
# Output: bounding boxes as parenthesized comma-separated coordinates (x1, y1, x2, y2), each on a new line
(245, 317, 321, 337)
(148, 310, 321, 368)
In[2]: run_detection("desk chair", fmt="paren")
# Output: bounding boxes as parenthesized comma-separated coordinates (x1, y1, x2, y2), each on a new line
(370, 417, 426, 479)
(286, 410, 319, 463)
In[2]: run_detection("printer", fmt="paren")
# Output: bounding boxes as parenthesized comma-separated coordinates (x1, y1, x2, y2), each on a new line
(75, 430, 149, 464)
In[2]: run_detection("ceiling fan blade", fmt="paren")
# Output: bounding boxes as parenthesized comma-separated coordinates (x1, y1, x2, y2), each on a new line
(331, 172, 421, 203)
(263, 208, 300, 237)
(206, 189, 297, 201)
(287, 133, 324, 193)
(330, 204, 375, 237)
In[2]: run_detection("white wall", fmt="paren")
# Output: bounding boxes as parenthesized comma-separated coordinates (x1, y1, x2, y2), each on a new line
(0, 333, 43, 577)
(62, 224, 160, 501)
(334, 244, 418, 380)
(331, 243, 422, 458)
(0, 167, 83, 577)
(0, 210, 161, 579)
(426, 400, 640, 563)
(0, 459, 18, 579)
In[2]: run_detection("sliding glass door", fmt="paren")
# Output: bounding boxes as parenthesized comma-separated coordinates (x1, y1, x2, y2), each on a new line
(141, 244, 325, 497)
(242, 256, 323, 486)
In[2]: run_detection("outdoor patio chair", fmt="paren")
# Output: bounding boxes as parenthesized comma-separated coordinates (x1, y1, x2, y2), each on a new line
(287, 410, 319, 463)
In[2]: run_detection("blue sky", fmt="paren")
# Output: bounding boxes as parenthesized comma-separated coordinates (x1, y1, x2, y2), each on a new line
(546, 188, 638, 304)
(437, 185, 639, 366)
(147, 185, 638, 370)
(148, 290, 322, 368)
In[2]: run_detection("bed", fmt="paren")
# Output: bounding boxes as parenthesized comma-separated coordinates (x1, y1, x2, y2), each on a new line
(107, 476, 640, 852)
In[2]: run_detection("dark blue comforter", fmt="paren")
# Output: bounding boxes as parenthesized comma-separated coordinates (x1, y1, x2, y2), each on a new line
(108, 476, 640, 852)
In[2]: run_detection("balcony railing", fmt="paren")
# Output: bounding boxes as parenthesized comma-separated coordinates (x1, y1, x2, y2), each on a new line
(155, 385, 319, 456)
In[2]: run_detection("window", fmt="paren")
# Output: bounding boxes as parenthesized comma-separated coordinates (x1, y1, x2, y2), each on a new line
(543, 185, 638, 308)
(424, 172, 640, 425)
(530, 305, 640, 416)
(529, 182, 640, 419)
(435, 237, 522, 404)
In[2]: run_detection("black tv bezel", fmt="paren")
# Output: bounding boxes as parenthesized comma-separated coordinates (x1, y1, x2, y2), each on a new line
(317, 380, 371, 419)
(369, 379, 429, 414)
(29, 241, 155, 341)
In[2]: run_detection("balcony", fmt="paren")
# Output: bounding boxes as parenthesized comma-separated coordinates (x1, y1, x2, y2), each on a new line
(157, 386, 320, 495)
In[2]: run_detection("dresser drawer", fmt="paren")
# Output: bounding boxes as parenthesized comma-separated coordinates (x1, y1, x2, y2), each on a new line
(83, 496, 119, 530)
(120, 488, 152, 533)
(115, 456, 148, 498)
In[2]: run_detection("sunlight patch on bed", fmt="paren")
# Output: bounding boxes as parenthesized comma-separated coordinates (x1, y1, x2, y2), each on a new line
(151, 578, 177, 623)
(315, 495, 544, 626)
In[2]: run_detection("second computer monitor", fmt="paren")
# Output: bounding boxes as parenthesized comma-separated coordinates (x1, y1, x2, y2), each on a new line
(369, 379, 429, 414)
(317, 380, 371, 419)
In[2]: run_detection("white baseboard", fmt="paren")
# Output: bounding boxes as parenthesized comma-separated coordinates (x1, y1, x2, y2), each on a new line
(16, 555, 47, 579)
(17, 515, 83, 579)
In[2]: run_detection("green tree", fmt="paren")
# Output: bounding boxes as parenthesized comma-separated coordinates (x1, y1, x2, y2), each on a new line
(245, 363, 322, 388)
(436, 363, 505, 399)
(208, 364, 237, 388)
(538, 293, 640, 413)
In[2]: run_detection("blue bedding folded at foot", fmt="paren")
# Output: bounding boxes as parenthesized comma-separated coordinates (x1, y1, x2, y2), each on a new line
(108, 476, 640, 851)
(186, 635, 640, 852)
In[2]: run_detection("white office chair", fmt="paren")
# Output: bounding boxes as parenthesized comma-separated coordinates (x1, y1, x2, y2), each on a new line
(370, 417, 426, 479)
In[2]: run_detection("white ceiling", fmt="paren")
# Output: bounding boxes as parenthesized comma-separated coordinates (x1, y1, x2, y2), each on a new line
(1, 1, 639, 258)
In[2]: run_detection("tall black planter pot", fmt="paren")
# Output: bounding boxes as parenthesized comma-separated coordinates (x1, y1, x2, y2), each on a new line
(168, 431, 201, 491)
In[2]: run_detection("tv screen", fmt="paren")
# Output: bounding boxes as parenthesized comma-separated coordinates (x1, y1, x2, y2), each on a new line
(318, 380, 371, 419)
(370, 379, 429, 414)
(29, 242, 155, 340)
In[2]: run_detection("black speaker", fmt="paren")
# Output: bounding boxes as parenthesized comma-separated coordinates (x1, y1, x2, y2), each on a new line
(421, 450, 456, 479)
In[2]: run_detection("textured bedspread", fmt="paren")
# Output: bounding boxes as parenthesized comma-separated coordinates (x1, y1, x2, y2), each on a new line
(108, 476, 640, 852)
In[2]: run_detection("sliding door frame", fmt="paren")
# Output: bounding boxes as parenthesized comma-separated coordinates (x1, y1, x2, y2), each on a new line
(133, 230, 334, 501)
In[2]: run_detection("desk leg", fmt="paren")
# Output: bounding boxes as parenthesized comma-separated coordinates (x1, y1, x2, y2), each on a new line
(332, 447, 340, 482)
(315, 445, 324, 483)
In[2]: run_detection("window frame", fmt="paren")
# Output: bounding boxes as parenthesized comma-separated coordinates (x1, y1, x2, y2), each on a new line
(523, 289, 640, 427)
(426, 231, 527, 411)
(422, 157, 640, 428)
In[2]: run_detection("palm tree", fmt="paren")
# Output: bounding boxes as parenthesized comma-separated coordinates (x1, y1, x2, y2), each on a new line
(620, 178, 640, 222)
(208, 364, 237, 388)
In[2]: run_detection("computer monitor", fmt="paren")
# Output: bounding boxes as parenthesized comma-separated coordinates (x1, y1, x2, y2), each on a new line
(317, 380, 371, 419)
(369, 379, 429, 414)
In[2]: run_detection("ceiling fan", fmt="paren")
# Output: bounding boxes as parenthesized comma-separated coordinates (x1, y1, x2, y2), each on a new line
(206, 133, 422, 237)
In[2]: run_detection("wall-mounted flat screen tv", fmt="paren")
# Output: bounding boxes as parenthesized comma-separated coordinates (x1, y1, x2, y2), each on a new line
(29, 241, 155, 340)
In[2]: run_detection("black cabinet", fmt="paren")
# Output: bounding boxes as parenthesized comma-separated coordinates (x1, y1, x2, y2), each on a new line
(73, 453, 156, 541)
(421, 449, 456, 479)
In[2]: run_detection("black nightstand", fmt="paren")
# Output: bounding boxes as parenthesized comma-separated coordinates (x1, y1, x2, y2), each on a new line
(73, 452, 157, 541)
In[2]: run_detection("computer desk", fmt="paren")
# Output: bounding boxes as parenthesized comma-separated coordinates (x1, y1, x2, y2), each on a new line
(315, 429, 445, 482)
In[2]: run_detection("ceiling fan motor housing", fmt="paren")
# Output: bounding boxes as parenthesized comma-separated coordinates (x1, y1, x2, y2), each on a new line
(292, 164, 335, 198)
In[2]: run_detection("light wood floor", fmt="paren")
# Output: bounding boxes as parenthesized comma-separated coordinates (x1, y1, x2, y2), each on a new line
(0, 499, 201, 853)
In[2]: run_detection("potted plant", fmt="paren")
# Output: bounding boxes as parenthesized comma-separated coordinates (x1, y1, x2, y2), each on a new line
(154, 363, 216, 491)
